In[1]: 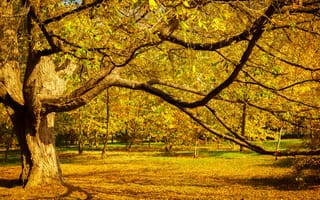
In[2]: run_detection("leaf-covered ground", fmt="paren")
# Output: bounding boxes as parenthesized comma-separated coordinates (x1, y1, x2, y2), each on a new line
(0, 150, 319, 199)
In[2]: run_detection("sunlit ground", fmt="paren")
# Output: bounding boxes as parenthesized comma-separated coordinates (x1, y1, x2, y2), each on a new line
(0, 144, 319, 199)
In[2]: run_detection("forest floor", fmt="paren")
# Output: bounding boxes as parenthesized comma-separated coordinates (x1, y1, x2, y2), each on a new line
(0, 144, 320, 199)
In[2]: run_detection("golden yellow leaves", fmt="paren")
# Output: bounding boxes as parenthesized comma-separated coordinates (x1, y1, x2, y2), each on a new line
(148, 0, 158, 10)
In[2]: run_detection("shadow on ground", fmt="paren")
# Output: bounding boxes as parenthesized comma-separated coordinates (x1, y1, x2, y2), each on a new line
(226, 175, 320, 191)
(0, 178, 93, 200)
(63, 168, 320, 194)
(61, 182, 93, 200)
(0, 179, 21, 188)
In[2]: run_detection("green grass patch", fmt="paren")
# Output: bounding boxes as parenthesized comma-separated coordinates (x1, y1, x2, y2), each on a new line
(262, 139, 303, 151)
(0, 149, 20, 166)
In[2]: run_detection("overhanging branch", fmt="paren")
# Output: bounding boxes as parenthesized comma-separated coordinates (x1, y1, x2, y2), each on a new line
(168, 2, 278, 108)
(159, 31, 249, 51)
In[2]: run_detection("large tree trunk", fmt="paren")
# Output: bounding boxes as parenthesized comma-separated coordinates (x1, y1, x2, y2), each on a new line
(10, 54, 68, 187)
(12, 110, 63, 187)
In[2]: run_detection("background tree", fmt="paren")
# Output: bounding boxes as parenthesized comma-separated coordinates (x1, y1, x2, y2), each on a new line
(0, 104, 15, 162)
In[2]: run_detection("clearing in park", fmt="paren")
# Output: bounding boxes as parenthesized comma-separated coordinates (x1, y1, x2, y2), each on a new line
(0, 142, 319, 199)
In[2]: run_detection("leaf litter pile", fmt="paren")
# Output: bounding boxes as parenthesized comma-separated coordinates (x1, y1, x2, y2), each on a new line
(0, 151, 319, 199)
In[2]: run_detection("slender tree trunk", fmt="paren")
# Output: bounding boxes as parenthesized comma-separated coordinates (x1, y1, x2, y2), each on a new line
(78, 108, 84, 155)
(194, 136, 198, 158)
(275, 128, 282, 160)
(4, 129, 14, 162)
(12, 110, 63, 187)
(101, 133, 109, 158)
(78, 137, 84, 155)
(101, 89, 110, 159)
(148, 135, 151, 148)
(240, 103, 247, 152)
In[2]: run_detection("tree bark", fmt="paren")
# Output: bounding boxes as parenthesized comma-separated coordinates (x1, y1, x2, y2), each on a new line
(7, 53, 67, 187)
(12, 110, 63, 187)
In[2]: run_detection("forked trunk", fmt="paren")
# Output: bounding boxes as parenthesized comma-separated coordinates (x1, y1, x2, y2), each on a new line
(12, 110, 63, 188)
(14, 54, 70, 187)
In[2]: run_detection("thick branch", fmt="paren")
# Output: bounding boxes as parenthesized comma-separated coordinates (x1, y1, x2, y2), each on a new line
(160, 31, 250, 51)
(159, 1, 278, 51)
(40, 2, 277, 113)
(41, 40, 163, 114)
(172, 2, 279, 108)
(205, 105, 273, 154)
(179, 105, 261, 152)
(41, 66, 115, 114)
(109, 75, 320, 156)
(180, 101, 320, 157)
(282, 3, 320, 15)
(0, 82, 23, 110)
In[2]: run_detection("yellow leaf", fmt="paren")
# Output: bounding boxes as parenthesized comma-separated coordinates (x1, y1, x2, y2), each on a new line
(149, 0, 157, 10)
(180, 21, 189, 30)
(183, 1, 190, 7)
